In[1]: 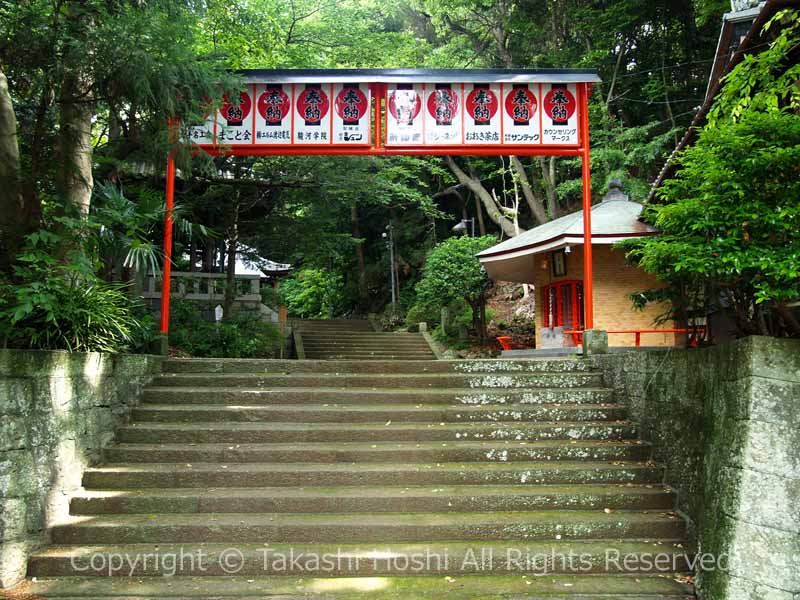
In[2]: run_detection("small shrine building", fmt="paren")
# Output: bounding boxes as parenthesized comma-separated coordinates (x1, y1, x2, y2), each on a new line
(477, 182, 682, 349)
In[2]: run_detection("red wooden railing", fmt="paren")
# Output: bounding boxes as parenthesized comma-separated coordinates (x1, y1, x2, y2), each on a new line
(563, 328, 705, 348)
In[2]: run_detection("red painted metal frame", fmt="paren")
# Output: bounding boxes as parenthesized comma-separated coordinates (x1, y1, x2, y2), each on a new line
(564, 328, 706, 348)
(159, 119, 177, 335)
(159, 82, 595, 338)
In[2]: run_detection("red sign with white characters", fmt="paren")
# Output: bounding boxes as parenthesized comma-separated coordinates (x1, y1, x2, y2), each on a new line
(257, 85, 290, 125)
(296, 85, 329, 125)
(426, 86, 459, 125)
(543, 85, 576, 125)
(504, 85, 537, 126)
(388, 87, 422, 126)
(220, 92, 252, 126)
(465, 86, 498, 125)
(335, 85, 368, 125)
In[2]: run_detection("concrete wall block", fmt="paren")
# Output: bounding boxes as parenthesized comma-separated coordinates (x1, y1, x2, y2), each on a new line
(0, 417, 27, 452)
(0, 540, 41, 589)
(0, 499, 26, 542)
(0, 380, 33, 416)
(723, 573, 795, 600)
(742, 419, 800, 479)
(746, 337, 800, 383)
(735, 467, 800, 533)
(747, 377, 800, 426)
(727, 518, 800, 591)
(0, 451, 37, 498)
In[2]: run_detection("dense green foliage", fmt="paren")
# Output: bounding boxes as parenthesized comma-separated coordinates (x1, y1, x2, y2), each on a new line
(281, 269, 345, 319)
(0, 227, 145, 352)
(169, 300, 282, 358)
(622, 10, 800, 338)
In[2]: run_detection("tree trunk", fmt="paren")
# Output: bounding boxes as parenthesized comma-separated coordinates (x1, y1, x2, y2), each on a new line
(511, 156, 547, 225)
(539, 156, 559, 218)
(57, 2, 95, 222)
(0, 68, 24, 269)
(223, 191, 241, 319)
(445, 156, 521, 238)
(351, 203, 368, 301)
(472, 192, 486, 236)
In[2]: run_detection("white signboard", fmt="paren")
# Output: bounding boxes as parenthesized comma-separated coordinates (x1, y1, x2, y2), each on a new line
(385, 84, 424, 146)
(293, 84, 331, 145)
(332, 83, 371, 145)
(423, 84, 462, 145)
(541, 83, 579, 146)
(463, 83, 502, 145)
(254, 83, 292, 145)
(215, 90, 254, 145)
(502, 83, 541, 145)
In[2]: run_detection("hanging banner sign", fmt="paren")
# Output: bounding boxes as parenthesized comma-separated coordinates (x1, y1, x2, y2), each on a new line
(189, 76, 586, 150)
(464, 83, 501, 145)
(216, 91, 254, 145)
(254, 83, 292, 144)
(294, 84, 331, 144)
(424, 84, 461, 145)
(333, 83, 371, 145)
(502, 83, 540, 145)
(541, 83, 579, 145)
(386, 84, 424, 146)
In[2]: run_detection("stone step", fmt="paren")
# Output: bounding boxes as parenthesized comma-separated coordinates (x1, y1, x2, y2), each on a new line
(141, 386, 614, 406)
(103, 439, 650, 464)
(28, 541, 694, 578)
(51, 511, 686, 545)
(130, 403, 627, 424)
(300, 334, 431, 342)
(303, 354, 434, 360)
(116, 421, 637, 444)
(83, 461, 662, 489)
(151, 372, 605, 389)
(70, 484, 675, 515)
(17, 575, 698, 599)
(161, 358, 592, 374)
(300, 339, 433, 349)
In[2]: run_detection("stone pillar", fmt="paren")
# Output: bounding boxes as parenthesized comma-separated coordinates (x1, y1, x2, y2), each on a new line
(582, 329, 608, 355)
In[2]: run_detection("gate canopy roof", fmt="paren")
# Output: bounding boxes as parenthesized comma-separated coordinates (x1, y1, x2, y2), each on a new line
(236, 68, 601, 84)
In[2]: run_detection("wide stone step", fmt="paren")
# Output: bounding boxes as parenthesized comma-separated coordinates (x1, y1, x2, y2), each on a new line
(151, 372, 604, 389)
(300, 340, 433, 349)
(83, 461, 661, 488)
(51, 511, 685, 544)
(303, 354, 434, 360)
(301, 334, 431, 343)
(28, 541, 693, 578)
(103, 439, 650, 464)
(161, 358, 593, 374)
(130, 403, 627, 424)
(117, 421, 637, 444)
(141, 386, 614, 406)
(70, 483, 675, 515)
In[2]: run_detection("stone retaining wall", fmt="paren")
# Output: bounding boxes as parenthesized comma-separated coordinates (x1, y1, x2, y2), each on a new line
(0, 350, 163, 588)
(590, 336, 800, 599)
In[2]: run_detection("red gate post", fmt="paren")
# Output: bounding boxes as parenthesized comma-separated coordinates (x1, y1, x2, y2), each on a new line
(158, 119, 177, 346)
(579, 82, 594, 330)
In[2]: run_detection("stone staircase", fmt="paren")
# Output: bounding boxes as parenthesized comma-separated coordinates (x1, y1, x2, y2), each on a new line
(295, 319, 436, 360)
(22, 358, 694, 598)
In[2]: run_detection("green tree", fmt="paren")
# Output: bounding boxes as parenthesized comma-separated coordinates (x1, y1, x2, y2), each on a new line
(414, 235, 497, 341)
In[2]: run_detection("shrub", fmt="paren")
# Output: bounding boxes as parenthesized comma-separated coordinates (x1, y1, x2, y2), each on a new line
(168, 300, 282, 358)
(413, 235, 497, 340)
(0, 229, 142, 353)
(281, 268, 344, 318)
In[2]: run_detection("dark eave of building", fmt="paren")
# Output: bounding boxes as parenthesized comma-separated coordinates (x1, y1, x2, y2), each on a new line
(233, 68, 602, 84)
(646, 0, 798, 204)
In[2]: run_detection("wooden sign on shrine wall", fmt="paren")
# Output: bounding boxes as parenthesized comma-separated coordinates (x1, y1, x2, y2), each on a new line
(186, 70, 597, 154)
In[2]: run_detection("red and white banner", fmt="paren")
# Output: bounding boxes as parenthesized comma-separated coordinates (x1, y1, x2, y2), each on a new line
(189, 80, 582, 149)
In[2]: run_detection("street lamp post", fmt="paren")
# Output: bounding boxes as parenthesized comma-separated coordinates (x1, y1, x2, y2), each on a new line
(383, 223, 397, 311)
(452, 218, 475, 237)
